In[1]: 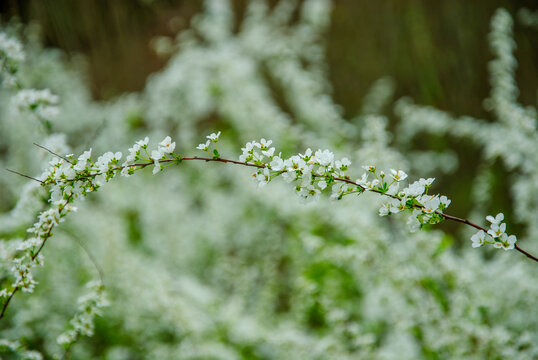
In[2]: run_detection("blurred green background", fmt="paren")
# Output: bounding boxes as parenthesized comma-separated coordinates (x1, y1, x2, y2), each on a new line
(1, 3, 538, 358)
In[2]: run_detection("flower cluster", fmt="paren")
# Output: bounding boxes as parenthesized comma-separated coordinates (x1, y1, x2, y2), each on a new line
(373, 174, 452, 232)
(471, 213, 517, 250)
(0, 31, 25, 87)
(232, 135, 521, 251)
(150, 136, 177, 174)
(0, 339, 42, 360)
(1, 136, 179, 312)
(13, 89, 60, 120)
(57, 281, 108, 349)
(199, 133, 518, 252)
(231, 137, 454, 233)
(197, 131, 221, 158)
(0, 196, 77, 304)
(234, 138, 353, 201)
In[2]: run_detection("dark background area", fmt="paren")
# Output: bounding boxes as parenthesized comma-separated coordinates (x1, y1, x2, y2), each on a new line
(329, 0, 538, 119)
(1, 0, 536, 115)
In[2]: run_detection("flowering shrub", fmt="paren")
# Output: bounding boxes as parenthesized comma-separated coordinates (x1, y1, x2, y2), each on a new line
(1, 1, 538, 359)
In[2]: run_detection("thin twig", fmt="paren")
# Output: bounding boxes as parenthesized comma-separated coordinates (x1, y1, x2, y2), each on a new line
(46, 155, 538, 263)
(514, 244, 538, 262)
(6, 168, 43, 183)
(180, 157, 538, 263)
(129, 157, 538, 263)
(0, 194, 72, 320)
(33, 143, 72, 164)
(0, 288, 17, 319)
(3, 152, 536, 322)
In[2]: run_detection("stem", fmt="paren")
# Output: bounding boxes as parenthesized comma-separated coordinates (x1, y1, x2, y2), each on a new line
(0, 288, 17, 319)
(97, 156, 538, 263)
(177, 157, 538, 263)
(514, 244, 538, 262)
(0, 195, 71, 320)
(4, 151, 536, 322)
(6, 168, 44, 184)
(33, 143, 72, 164)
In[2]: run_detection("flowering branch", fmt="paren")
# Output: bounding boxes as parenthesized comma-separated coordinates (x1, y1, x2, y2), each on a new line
(43, 133, 538, 261)
(0, 193, 75, 319)
(2, 132, 537, 321)
(56, 281, 108, 359)
(179, 157, 537, 261)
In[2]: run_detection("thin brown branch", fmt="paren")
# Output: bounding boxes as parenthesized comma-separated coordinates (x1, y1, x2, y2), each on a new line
(6, 168, 44, 183)
(146, 157, 538, 263)
(439, 213, 538, 261)
(33, 143, 72, 164)
(180, 156, 265, 168)
(3, 152, 536, 323)
(195, 158, 538, 263)
(514, 244, 538, 262)
(0, 195, 71, 320)
(0, 287, 17, 319)
(48, 155, 538, 264)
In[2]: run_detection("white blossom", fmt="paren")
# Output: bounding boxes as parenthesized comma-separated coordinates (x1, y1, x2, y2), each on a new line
(206, 131, 221, 142)
(335, 157, 351, 170)
(488, 222, 506, 238)
(402, 181, 425, 197)
(0, 32, 25, 63)
(356, 173, 370, 188)
(389, 169, 408, 182)
(486, 213, 504, 225)
(440, 195, 451, 208)
(500, 233, 517, 250)
(74, 149, 92, 171)
(259, 138, 272, 149)
(313, 149, 334, 166)
(269, 156, 285, 171)
(471, 230, 486, 248)
(317, 180, 328, 190)
(407, 209, 422, 232)
(417, 195, 440, 214)
(253, 168, 270, 187)
(152, 159, 161, 175)
(261, 147, 275, 157)
(286, 155, 306, 171)
(13, 89, 60, 119)
(419, 178, 435, 186)
(136, 137, 149, 148)
(151, 149, 163, 161)
(330, 182, 349, 200)
(197, 140, 210, 151)
(159, 136, 176, 153)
